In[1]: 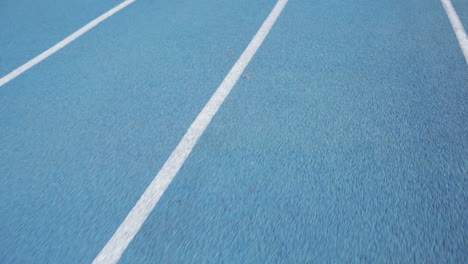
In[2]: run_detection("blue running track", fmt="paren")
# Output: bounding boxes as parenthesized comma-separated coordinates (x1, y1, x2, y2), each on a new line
(1, 0, 467, 263)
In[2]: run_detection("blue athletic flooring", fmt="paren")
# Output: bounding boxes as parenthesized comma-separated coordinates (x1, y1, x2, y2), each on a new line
(1, 0, 277, 262)
(119, 0, 468, 263)
(0, 0, 122, 77)
(452, 0, 468, 28)
(1, 0, 467, 263)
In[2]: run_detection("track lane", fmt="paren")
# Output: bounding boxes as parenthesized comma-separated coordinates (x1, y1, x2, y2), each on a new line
(0, 0, 278, 263)
(118, 0, 468, 262)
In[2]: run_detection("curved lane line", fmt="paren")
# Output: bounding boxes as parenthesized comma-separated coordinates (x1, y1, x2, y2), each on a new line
(0, 0, 136, 87)
(92, 0, 289, 263)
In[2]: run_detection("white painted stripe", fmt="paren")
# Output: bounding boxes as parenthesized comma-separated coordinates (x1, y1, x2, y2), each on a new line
(0, 0, 136, 87)
(92, 0, 289, 263)
(441, 0, 468, 64)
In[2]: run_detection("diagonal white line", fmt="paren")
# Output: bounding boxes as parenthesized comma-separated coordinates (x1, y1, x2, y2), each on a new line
(441, 0, 468, 64)
(92, 0, 289, 263)
(0, 0, 136, 87)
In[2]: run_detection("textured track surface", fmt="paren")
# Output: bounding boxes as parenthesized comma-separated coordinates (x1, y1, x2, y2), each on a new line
(1, 0, 467, 263)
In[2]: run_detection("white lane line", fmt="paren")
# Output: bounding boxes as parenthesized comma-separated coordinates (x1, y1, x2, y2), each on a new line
(0, 0, 136, 87)
(92, 0, 289, 263)
(441, 0, 468, 64)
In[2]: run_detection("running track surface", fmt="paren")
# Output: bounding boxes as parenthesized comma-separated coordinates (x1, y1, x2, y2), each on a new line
(1, 0, 467, 263)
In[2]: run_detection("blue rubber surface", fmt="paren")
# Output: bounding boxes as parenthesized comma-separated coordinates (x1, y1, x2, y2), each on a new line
(1, 0, 467, 263)
(0, 0, 276, 262)
(452, 0, 468, 28)
(0, 0, 122, 76)
(119, 0, 468, 263)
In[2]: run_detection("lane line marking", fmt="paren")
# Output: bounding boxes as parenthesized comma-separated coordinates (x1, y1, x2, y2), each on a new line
(92, 0, 289, 263)
(0, 0, 136, 87)
(441, 0, 468, 64)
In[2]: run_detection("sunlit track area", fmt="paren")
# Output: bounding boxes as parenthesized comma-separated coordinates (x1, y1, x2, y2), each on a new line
(1, 0, 467, 263)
